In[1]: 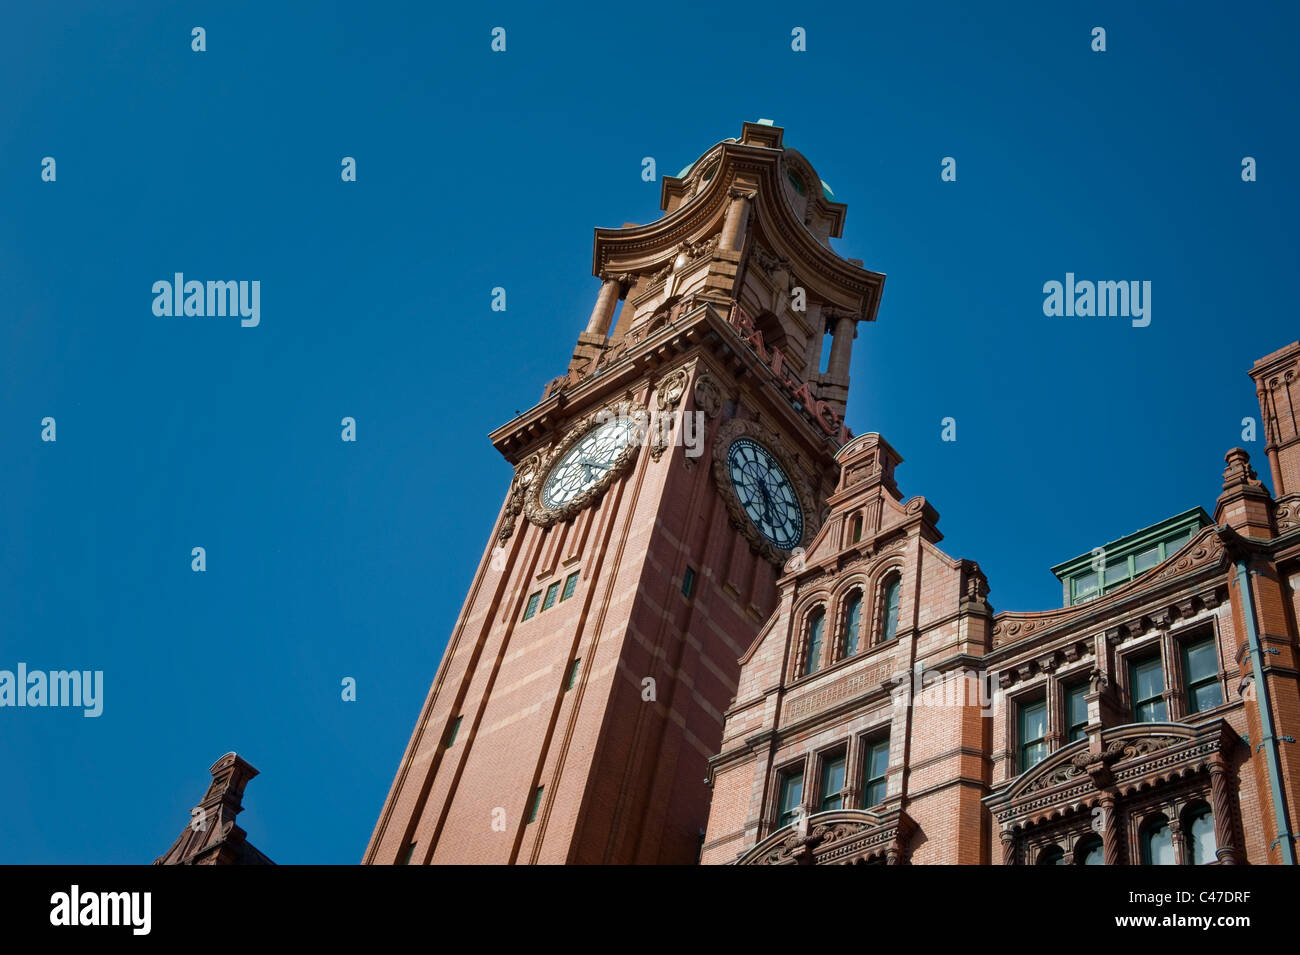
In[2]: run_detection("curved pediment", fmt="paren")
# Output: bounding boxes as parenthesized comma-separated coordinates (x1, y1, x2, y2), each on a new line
(988, 721, 1240, 832)
(991, 525, 1226, 649)
(735, 807, 913, 865)
(592, 128, 883, 321)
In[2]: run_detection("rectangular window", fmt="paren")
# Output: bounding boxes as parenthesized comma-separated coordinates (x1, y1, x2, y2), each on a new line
(565, 658, 580, 691)
(1131, 654, 1167, 722)
(445, 715, 463, 748)
(1104, 556, 1132, 589)
(1183, 635, 1223, 713)
(541, 581, 560, 611)
(522, 592, 541, 620)
(819, 755, 846, 812)
(777, 770, 804, 827)
(1018, 698, 1048, 771)
(1134, 545, 1162, 574)
(863, 738, 889, 807)
(682, 566, 696, 598)
(527, 786, 544, 824)
(1072, 571, 1099, 604)
(1065, 683, 1089, 743)
(561, 572, 579, 601)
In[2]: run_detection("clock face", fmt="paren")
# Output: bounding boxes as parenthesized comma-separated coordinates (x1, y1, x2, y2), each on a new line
(541, 416, 636, 511)
(727, 438, 804, 549)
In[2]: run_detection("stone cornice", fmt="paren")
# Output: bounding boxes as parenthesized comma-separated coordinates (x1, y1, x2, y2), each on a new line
(490, 302, 842, 465)
(989, 526, 1228, 653)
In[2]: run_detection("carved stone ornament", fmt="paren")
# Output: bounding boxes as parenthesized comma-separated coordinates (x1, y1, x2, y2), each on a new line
(497, 449, 545, 543)
(521, 400, 646, 529)
(711, 417, 820, 566)
(694, 374, 723, 420)
(650, 368, 690, 462)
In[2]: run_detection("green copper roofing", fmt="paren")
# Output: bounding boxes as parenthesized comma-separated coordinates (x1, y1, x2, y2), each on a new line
(674, 135, 834, 201)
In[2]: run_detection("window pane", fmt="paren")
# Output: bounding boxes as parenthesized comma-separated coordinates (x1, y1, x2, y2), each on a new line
(1066, 684, 1089, 741)
(1136, 698, 1168, 722)
(779, 772, 803, 825)
(523, 593, 541, 620)
(561, 572, 579, 600)
(1143, 822, 1175, 865)
(1073, 572, 1099, 602)
(1134, 545, 1161, 573)
(842, 592, 862, 656)
(1037, 846, 1064, 865)
(1132, 656, 1164, 719)
(1079, 840, 1104, 865)
(1019, 699, 1047, 770)
(820, 757, 845, 811)
(864, 740, 889, 806)
(1105, 559, 1131, 587)
(1190, 681, 1223, 713)
(1184, 637, 1216, 683)
(1183, 637, 1222, 712)
(1189, 809, 1217, 865)
(542, 582, 560, 610)
(882, 579, 901, 643)
(1019, 700, 1047, 741)
(804, 610, 825, 675)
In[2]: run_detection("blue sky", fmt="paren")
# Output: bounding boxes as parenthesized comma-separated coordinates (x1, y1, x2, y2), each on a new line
(1, 1, 1296, 864)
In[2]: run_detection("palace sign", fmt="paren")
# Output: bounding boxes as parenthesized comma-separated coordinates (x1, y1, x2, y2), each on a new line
(726, 304, 849, 444)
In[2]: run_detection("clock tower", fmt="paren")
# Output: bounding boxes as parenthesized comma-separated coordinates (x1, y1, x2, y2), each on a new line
(364, 121, 885, 864)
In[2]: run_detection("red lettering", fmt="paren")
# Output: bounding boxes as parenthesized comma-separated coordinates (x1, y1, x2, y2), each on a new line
(769, 346, 788, 383)
(790, 380, 817, 409)
(814, 400, 841, 435)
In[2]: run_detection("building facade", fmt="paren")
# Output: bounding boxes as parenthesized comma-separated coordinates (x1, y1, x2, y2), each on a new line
(702, 344, 1300, 865)
(365, 120, 1300, 865)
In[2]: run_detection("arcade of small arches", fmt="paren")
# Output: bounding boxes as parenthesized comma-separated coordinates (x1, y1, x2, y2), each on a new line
(793, 569, 903, 681)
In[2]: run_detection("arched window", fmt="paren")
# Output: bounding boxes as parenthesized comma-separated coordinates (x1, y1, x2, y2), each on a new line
(841, 590, 863, 657)
(849, 514, 863, 544)
(1037, 846, 1064, 865)
(1186, 806, 1217, 865)
(877, 575, 901, 645)
(1140, 817, 1175, 865)
(803, 607, 826, 676)
(1075, 836, 1104, 865)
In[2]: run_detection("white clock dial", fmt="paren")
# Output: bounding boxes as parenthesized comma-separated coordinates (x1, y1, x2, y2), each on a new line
(541, 416, 635, 510)
(727, 438, 804, 549)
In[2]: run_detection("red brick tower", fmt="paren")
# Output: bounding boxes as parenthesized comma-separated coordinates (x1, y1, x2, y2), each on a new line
(364, 122, 884, 864)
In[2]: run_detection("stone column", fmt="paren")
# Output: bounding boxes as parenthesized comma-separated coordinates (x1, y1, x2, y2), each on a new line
(585, 274, 624, 336)
(1000, 828, 1017, 866)
(1210, 758, 1242, 864)
(825, 313, 856, 381)
(1169, 816, 1187, 865)
(720, 188, 755, 252)
(1099, 793, 1121, 866)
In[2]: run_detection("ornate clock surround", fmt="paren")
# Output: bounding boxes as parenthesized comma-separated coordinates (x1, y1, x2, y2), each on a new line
(521, 399, 647, 529)
(711, 417, 820, 566)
